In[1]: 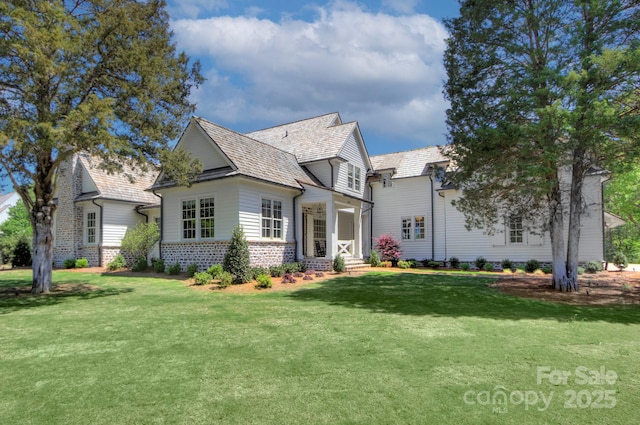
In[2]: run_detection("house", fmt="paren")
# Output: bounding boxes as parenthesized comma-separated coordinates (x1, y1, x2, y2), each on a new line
(52, 112, 607, 270)
(0, 192, 21, 227)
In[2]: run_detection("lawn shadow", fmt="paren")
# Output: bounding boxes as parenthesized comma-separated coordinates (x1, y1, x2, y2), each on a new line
(287, 272, 640, 324)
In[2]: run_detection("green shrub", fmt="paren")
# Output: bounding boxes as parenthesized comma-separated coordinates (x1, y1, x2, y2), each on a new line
(269, 265, 284, 277)
(75, 257, 89, 268)
(461, 262, 470, 271)
(153, 258, 165, 273)
(193, 271, 212, 286)
(369, 249, 381, 267)
(427, 260, 441, 269)
(474, 256, 487, 270)
(449, 257, 460, 268)
(541, 265, 552, 274)
(186, 263, 199, 278)
(207, 264, 223, 278)
(254, 274, 272, 289)
(333, 254, 346, 273)
(483, 262, 494, 272)
(406, 259, 418, 268)
(397, 260, 410, 269)
(166, 262, 181, 275)
(524, 259, 540, 273)
(501, 258, 513, 271)
(613, 252, 628, 270)
(584, 260, 601, 274)
(223, 225, 251, 284)
(282, 262, 298, 273)
(218, 271, 233, 288)
(121, 222, 159, 263)
(295, 262, 307, 273)
(107, 253, 127, 271)
(132, 257, 148, 272)
(249, 266, 269, 280)
(577, 266, 585, 275)
(63, 258, 76, 269)
(12, 239, 32, 267)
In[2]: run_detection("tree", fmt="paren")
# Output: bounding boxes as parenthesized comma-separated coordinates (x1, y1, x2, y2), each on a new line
(0, 0, 203, 293)
(444, 0, 640, 291)
(223, 225, 251, 284)
(605, 164, 640, 231)
(0, 200, 32, 264)
(120, 221, 159, 264)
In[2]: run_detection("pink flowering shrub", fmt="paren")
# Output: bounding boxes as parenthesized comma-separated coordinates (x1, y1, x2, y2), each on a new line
(374, 234, 402, 262)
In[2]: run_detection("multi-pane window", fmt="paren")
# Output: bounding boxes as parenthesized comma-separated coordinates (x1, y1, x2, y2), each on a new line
(199, 197, 215, 239)
(509, 215, 523, 244)
(402, 217, 412, 240)
(86, 211, 96, 244)
(414, 216, 425, 239)
(262, 199, 283, 239)
(382, 173, 392, 188)
(348, 164, 362, 191)
(182, 200, 196, 239)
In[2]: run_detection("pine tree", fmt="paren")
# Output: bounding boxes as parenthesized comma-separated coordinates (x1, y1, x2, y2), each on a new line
(223, 225, 251, 284)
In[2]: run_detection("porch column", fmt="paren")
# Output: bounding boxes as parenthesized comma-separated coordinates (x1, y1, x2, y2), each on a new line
(326, 200, 337, 259)
(354, 203, 362, 259)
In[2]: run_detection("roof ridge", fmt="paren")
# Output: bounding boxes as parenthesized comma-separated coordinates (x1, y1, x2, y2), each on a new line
(371, 145, 443, 158)
(246, 112, 340, 133)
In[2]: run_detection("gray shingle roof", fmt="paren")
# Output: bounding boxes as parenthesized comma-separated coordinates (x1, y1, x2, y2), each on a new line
(370, 146, 448, 178)
(245, 113, 356, 163)
(78, 155, 160, 204)
(192, 118, 320, 189)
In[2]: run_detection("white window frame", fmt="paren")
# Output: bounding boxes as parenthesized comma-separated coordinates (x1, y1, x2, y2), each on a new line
(181, 196, 215, 241)
(414, 216, 425, 240)
(348, 164, 362, 192)
(509, 215, 524, 244)
(261, 198, 283, 240)
(85, 210, 97, 245)
(401, 217, 412, 240)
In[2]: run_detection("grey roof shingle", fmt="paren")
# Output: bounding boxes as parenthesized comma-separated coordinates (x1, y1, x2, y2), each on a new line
(370, 146, 448, 178)
(245, 113, 356, 163)
(78, 155, 160, 204)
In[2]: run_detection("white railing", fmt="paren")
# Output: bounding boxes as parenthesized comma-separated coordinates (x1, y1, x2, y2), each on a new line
(337, 240, 353, 256)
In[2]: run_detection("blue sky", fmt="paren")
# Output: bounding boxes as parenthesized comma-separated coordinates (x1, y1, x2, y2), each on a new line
(166, 0, 460, 156)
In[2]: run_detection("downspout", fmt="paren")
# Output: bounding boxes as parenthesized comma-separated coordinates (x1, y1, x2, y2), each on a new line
(428, 173, 435, 260)
(328, 159, 335, 189)
(439, 191, 447, 261)
(135, 206, 149, 223)
(292, 188, 305, 262)
(91, 199, 103, 267)
(152, 190, 163, 260)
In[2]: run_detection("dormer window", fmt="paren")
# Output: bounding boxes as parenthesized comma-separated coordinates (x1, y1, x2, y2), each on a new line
(382, 173, 392, 188)
(348, 164, 361, 191)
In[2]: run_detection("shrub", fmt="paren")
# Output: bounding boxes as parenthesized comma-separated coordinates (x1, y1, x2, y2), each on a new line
(193, 271, 212, 286)
(166, 262, 181, 275)
(483, 262, 494, 272)
(186, 263, 199, 278)
(207, 264, 223, 279)
(269, 265, 284, 277)
(303, 275, 314, 281)
(75, 257, 89, 268)
(333, 254, 346, 273)
(223, 225, 251, 284)
(427, 260, 441, 269)
(249, 266, 269, 280)
(397, 260, 410, 269)
(524, 259, 540, 273)
(369, 249, 381, 267)
(281, 273, 297, 284)
(218, 271, 233, 288)
(613, 252, 628, 270)
(460, 262, 470, 271)
(585, 260, 601, 274)
(406, 259, 418, 268)
(296, 262, 307, 273)
(132, 257, 148, 272)
(282, 262, 297, 273)
(63, 258, 76, 269)
(449, 257, 460, 268)
(153, 259, 165, 273)
(254, 274, 272, 289)
(374, 234, 402, 262)
(12, 239, 32, 267)
(107, 254, 127, 271)
(577, 266, 585, 275)
(501, 258, 513, 271)
(474, 256, 487, 270)
(121, 222, 159, 263)
(305, 269, 315, 276)
(293, 271, 304, 278)
(315, 271, 325, 277)
(541, 265, 552, 274)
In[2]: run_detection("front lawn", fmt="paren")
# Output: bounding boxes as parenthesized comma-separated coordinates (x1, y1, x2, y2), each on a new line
(1, 270, 638, 424)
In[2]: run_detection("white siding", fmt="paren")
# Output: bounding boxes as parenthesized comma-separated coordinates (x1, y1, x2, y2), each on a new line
(178, 124, 230, 171)
(305, 161, 333, 188)
(335, 133, 368, 198)
(81, 166, 97, 193)
(238, 179, 296, 242)
(102, 202, 145, 246)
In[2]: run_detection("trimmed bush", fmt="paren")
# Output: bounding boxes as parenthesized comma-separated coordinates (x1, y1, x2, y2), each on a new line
(449, 257, 460, 268)
(613, 252, 628, 270)
(207, 264, 223, 279)
(218, 271, 233, 288)
(584, 260, 601, 274)
(107, 253, 127, 271)
(193, 271, 212, 286)
(474, 256, 487, 270)
(75, 257, 89, 268)
(12, 239, 32, 267)
(577, 266, 585, 275)
(255, 274, 272, 289)
(223, 225, 251, 284)
(397, 260, 410, 269)
(501, 258, 513, 271)
(333, 254, 346, 273)
(427, 260, 441, 269)
(166, 262, 181, 275)
(541, 265, 552, 274)
(369, 249, 381, 267)
(153, 259, 165, 273)
(524, 259, 540, 273)
(63, 258, 76, 269)
(483, 262, 494, 272)
(315, 271, 325, 278)
(249, 266, 269, 280)
(186, 263, 199, 278)
(461, 262, 470, 271)
(281, 273, 297, 284)
(132, 257, 148, 272)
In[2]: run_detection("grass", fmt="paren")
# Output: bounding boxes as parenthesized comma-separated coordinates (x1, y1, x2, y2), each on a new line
(1, 270, 638, 424)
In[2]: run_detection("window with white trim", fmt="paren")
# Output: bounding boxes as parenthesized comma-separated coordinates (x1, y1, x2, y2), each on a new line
(414, 216, 425, 239)
(509, 215, 523, 244)
(348, 164, 362, 191)
(182, 197, 215, 240)
(85, 211, 97, 244)
(262, 199, 283, 239)
(199, 197, 215, 239)
(382, 173, 392, 188)
(401, 217, 412, 240)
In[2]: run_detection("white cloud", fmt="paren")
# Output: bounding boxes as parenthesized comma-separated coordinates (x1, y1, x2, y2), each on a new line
(171, 2, 449, 148)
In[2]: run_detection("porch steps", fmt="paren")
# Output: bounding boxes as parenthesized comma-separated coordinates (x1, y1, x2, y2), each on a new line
(344, 258, 371, 273)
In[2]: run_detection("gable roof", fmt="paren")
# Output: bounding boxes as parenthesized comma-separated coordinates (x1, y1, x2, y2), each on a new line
(0, 192, 19, 215)
(245, 113, 359, 164)
(370, 146, 448, 179)
(76, 155, 160, 204)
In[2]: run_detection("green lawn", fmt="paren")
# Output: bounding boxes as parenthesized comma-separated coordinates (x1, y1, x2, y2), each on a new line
(1, 270, 638, 425)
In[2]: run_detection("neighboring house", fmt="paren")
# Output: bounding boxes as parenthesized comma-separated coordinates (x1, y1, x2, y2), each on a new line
(369, 146, 608, 264)
(52, 112, 608, 270)
(0, 192, 21, 227)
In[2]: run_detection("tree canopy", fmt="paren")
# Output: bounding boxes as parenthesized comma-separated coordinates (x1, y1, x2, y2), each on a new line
(444, 0, 640, 291)
(0, 0, 203, 292)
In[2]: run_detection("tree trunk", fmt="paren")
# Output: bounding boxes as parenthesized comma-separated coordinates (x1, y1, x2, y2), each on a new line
(565, 156, 585, 293)
(31, 200, 55, 294)
(548, 182, 570, 291)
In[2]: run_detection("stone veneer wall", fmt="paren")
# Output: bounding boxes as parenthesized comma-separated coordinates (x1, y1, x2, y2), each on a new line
(303, 258, 333, 271)
(53, 156, 84, 268)
(161, 241, 296, 271)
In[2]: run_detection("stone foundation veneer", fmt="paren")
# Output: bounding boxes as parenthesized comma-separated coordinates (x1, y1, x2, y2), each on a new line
(161, 240, 296, 271)
(303, 258, 333, 272)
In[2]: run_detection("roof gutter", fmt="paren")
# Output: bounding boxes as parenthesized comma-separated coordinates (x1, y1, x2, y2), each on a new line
(91, 199, 103, 267)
